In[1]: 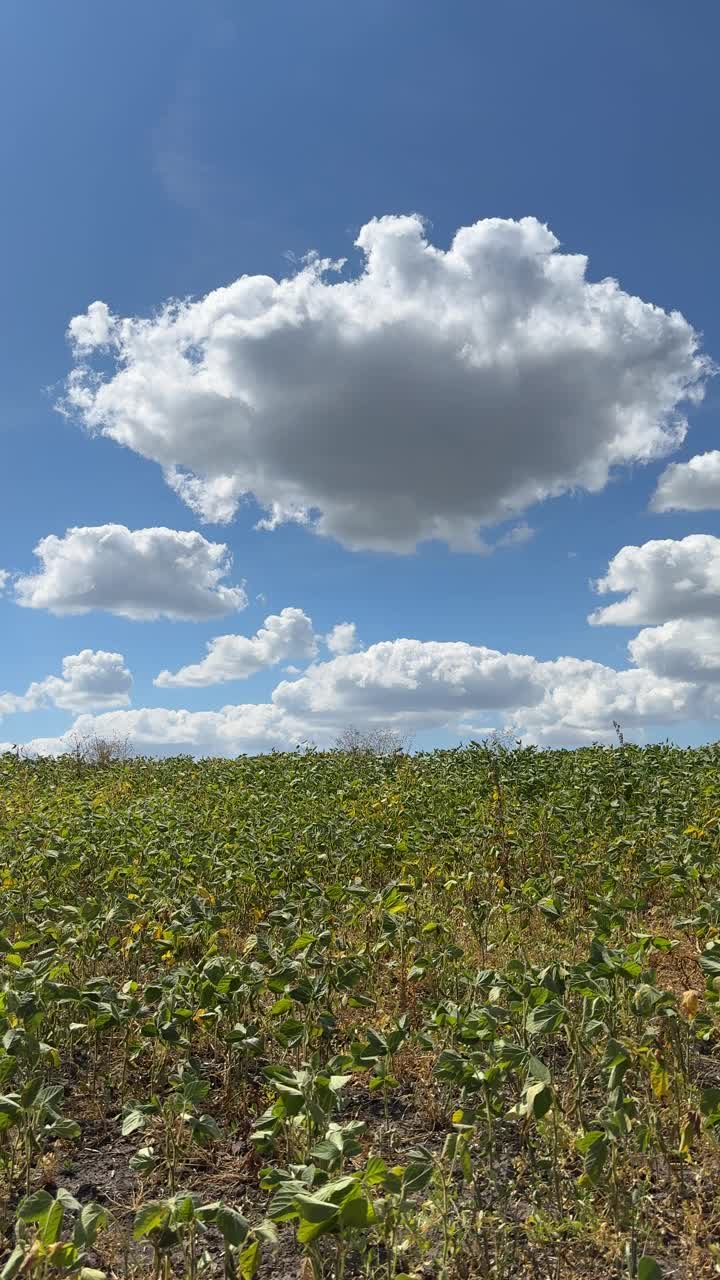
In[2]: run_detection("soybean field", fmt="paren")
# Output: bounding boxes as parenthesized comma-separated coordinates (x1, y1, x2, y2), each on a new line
(1, 743, 720, 1279)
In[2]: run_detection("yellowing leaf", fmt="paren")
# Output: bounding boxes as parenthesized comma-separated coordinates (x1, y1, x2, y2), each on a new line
(649, 1056, 670, 1100)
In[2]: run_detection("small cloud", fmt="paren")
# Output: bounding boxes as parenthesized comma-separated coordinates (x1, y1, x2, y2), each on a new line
(651, 450, 720, 512)
(13, 524, 246, 621)
(496, 523, 535, 549)
(325, 622, 361, 655)
(1, 649, 132, 719)
(155, 607, 317, 688)
(589, 534, 720, 627)
(68, 301, 115, 352)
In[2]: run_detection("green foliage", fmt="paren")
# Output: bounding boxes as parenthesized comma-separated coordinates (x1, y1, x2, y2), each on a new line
(0, 741, 719, 1275)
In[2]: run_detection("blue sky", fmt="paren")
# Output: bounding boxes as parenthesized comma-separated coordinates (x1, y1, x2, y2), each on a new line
(2, 0, 720, 753)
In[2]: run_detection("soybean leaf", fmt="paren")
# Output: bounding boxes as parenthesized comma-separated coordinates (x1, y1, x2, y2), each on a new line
(133, 1202, 168, 1239)
(239, 1240, 261, 1280)
(526, 1002, 565, 1035)
(216, 1206, 250, 1246)
(18, 1189, 55, 1223)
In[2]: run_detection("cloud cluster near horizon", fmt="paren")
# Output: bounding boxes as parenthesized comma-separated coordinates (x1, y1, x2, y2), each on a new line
(5, 531, 720, 755)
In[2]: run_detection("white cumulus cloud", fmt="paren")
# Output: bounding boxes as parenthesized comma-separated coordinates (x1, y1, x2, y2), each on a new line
(61, 214, 708, 552)
(270, 640, 707, 746)
(14, 524, 247, 621)
(652, 450, 720, 512)
(519, 657, 703, 747)
(15, 703, 305, 758)
(155, 606, 317, 687)
(272, 640, 547, 727)
(0, 649, 132, 719)
(590, 535, 720, 626)
(0, 570, 8, 594)
(67, 300, 115, 352)
(325, 622, 360, 655)
(628, 620, 720, 682)
(10, 633, 715, 758)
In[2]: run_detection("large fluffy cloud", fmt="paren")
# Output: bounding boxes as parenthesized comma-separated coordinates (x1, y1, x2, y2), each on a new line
(272, 640, 546, 727)
(590, 535, 720, 626)
(13, 525, 247, 621)
(652, 451, 720, 511)
(61, 215, 708, 552)
(0, 650, 132, 718)
(155, 607, 317, 687)
(271, 640, 707, 747)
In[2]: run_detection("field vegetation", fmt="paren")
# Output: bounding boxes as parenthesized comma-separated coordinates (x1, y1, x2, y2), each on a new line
(1, 740, 720, 1278)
